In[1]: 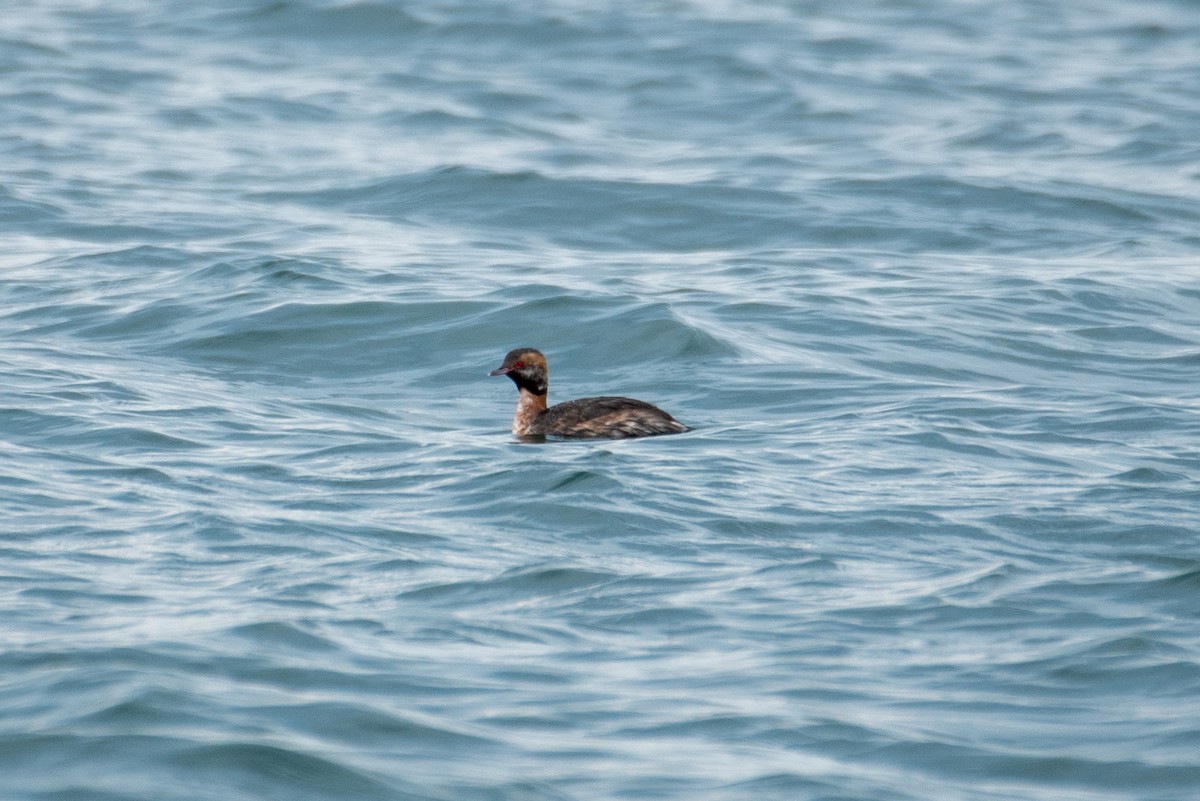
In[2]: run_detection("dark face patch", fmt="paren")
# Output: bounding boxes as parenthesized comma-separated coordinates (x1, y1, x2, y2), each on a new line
(510, 363, 548, 396)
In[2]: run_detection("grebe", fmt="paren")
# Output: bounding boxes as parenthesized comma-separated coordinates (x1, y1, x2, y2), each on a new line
(489, 348, 688, 439)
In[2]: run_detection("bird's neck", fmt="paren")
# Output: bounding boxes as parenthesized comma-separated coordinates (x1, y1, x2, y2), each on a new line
(513, 387, 548, 435)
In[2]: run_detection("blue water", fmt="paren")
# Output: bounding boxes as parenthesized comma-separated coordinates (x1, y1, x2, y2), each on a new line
(3, 1, 1199, 800)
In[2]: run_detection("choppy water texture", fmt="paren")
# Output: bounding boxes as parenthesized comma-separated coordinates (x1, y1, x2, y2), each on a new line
(3, 1, 1200, 800)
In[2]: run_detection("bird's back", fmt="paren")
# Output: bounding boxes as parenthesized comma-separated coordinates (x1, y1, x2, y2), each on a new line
(536, 396, 688, 439)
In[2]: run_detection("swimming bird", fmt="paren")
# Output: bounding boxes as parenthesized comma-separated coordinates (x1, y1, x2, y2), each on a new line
(489, 348, 688, 439)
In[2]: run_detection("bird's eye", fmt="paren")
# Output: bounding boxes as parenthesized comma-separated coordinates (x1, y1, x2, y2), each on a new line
(513, 361, 525, 369)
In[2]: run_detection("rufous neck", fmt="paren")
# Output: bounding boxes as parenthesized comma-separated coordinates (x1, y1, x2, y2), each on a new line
(517, 386, 547, 412)
(513, 387, 548, 435)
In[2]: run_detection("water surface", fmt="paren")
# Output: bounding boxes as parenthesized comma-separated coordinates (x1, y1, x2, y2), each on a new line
(3, 2, 1199, 800)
